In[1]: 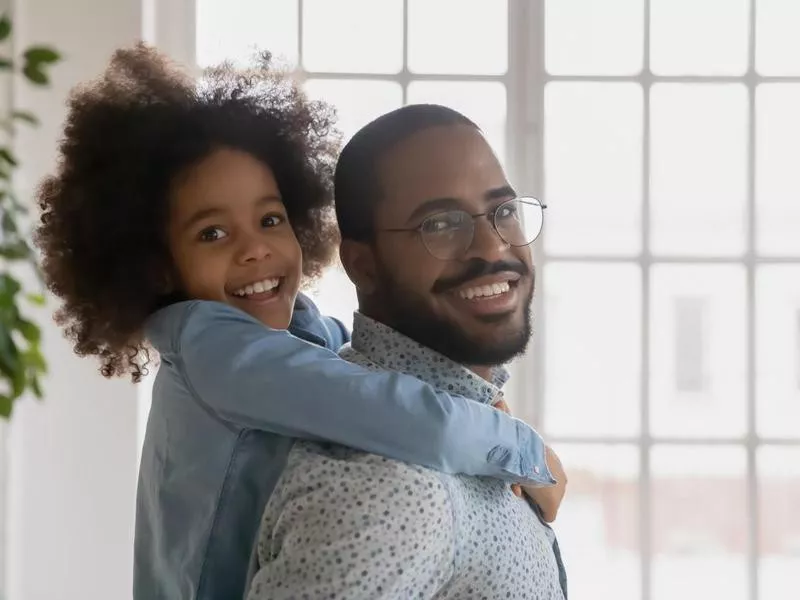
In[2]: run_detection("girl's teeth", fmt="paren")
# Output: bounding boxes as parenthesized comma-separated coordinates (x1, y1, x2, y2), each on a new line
(234, 278, 280, 297)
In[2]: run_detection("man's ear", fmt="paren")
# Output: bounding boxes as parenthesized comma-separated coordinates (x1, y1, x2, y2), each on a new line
(339, 239, 378, 295)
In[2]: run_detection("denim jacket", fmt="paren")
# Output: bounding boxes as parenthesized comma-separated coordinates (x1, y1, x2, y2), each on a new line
(134, 296, 554, 600)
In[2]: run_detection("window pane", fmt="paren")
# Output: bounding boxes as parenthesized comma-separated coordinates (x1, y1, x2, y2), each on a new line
(650, 84, 748, 256)
(554, 444, 641, 600)
(408, 0, 507, 75)
(544, 82, 643, 256)
(545, 0, 644, 75)
(302, 0, 403, 73)
(756, 84, 800, 256)
(756, 0, 800, 75)
(304, 79, 403, 143)
(758, 446, 800, 600)
(650, 265, 747, 438)
(756, 266, 800, 439)
(651, 445, 748, 600)
(543, 263, 641, 437)
(650, 0, 749, 75)
(308, 264, 358, 331)
(406, 81, 507, 165)
(196, 0, 298, 67)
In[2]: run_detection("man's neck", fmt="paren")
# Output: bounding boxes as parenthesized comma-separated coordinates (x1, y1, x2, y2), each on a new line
(467, 365, 494, 382)
(347, 311, 508, 406)
(359, 305, 497, 384)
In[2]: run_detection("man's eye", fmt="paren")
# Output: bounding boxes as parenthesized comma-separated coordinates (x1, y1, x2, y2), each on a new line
(496, 204, 519, 221)
(262, 214, 285, 228)
(198, 227, 227, 242)
(421, 213, 467, 234)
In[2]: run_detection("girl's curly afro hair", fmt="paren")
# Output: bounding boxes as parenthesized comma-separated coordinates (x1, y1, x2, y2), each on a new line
(35, 43, 342, 382)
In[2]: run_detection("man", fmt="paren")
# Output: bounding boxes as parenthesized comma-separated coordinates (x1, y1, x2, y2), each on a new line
(248, 105, 567, 599)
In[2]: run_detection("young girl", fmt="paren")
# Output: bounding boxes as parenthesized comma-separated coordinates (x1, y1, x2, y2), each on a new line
(35, 44, 560, 600)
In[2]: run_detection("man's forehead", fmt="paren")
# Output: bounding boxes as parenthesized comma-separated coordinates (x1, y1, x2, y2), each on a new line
(377, 124, 506, 202)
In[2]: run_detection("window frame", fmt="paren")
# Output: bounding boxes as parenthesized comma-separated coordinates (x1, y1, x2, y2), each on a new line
(187, 3, 800, 599)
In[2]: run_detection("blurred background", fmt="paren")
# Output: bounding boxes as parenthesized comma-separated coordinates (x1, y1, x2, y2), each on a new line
(2, 1, 799, 599)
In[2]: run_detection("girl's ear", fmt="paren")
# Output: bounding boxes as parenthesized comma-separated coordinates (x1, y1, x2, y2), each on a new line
(158, 265, 179, 295)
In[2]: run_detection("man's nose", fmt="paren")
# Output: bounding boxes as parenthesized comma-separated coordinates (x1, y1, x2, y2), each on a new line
(464, 217, 509, 263)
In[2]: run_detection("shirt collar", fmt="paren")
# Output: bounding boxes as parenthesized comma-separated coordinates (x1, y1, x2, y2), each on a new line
(349, 312, 509, 406)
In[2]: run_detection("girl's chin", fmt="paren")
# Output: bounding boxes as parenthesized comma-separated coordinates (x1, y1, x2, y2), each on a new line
(228, 291, 296, 330)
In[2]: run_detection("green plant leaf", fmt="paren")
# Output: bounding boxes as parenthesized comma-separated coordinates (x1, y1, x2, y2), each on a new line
(0, 148, 18, 166)
(23, 47, 60, 65)
(0, 274, 22, 297)
(16, 318, 40, 343)
(0, 14, 11, 42)
(22, 63, 48, 85)
(11, 360, 25, 397)
(0, 327, 20, 381)
(23, 346, 46, 372)
(2, 211, 18, 234)
(25, 293, 45, 306)
(0, 241, 31, 260)
(11, 110, 38, 126)
(0, 58, 12, 70)
(0, 394, 11, 418)
(30, 374, 43, 398)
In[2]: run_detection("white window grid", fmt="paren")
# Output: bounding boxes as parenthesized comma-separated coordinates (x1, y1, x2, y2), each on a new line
(189, 1, 800, 599)
(519, 3, 799, 600)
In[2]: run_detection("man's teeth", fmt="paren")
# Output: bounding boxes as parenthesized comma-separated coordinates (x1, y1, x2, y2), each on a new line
(458, 281, 511, 300)
(233, 278, 280, 297)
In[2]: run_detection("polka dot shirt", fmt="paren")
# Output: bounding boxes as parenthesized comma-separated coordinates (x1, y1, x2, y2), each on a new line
(248, 314, 566, 600)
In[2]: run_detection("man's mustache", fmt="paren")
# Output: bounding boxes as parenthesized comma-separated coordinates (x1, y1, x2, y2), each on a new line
(432, 259, 531, 294)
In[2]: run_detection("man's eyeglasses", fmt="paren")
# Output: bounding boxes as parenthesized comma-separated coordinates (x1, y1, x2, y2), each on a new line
(381, 197, 547, 260)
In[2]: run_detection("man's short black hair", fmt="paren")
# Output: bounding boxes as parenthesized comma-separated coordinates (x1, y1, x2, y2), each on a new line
(334, 104, 478, 241)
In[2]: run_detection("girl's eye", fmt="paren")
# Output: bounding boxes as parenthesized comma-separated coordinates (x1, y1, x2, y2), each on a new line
(262, 214, 285, 228)
(198, 227, 228, 242)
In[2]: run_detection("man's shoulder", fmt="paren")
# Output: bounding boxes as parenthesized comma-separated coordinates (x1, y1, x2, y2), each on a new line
(337, 342, 374, 368)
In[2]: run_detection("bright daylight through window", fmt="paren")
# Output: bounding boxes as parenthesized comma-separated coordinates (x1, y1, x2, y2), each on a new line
(197, 1, 800, 599)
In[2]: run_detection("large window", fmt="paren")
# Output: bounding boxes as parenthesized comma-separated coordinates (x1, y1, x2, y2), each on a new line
(197, 2, 800, 599)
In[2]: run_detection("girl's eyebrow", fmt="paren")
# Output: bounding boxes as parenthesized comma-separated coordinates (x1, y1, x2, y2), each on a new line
(182, 194, 284, 232)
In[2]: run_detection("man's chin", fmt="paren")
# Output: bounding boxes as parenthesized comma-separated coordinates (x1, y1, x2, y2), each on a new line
(473, 310, 518, 325)
(470, 326, 531, 360)
(374, 277, 533, 366)
(402, 311, 531, 366)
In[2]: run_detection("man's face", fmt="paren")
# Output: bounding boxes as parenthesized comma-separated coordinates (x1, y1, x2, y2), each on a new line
(351, 124, 535, 367)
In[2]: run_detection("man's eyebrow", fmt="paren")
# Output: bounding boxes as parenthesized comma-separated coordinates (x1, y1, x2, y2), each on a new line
(485, 185, 516, 202)
(405, 197, 465, 224)
(405, 186, 517, 224)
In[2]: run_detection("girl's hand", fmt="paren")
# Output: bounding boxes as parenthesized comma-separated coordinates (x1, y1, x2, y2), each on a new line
(524, 446, 567, 523)
(493, 395, 567, 521)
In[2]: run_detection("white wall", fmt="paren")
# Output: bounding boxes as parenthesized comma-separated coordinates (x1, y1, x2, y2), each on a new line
(4, 1, 195, 599)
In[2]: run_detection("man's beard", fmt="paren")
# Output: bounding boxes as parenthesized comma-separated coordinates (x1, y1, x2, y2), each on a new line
(373, 260, 534, 367)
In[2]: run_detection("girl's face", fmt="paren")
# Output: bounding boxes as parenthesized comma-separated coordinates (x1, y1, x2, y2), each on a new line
(167, 147, 302, 329)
